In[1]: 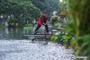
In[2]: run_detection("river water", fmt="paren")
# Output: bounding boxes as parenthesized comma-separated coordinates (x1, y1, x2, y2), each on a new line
(0, 28, 32, 40)
(0, 28, 75, 60)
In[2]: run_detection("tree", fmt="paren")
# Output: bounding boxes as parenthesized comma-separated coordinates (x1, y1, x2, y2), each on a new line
(32, 0, 60, 16)
(67, 0, 90, 59)
(0, 0, 41, 25)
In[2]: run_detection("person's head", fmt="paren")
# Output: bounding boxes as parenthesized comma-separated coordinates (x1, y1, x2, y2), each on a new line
(42, 11, 48, 17)
(40, 11, 48, 20)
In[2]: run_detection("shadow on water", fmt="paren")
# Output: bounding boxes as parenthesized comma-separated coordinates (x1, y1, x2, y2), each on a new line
(0, 27, 50, 45)
(0, 27, 32, 40)
(0, 27, 49, 44)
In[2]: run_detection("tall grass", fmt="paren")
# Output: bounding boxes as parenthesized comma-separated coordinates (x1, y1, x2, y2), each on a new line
(67, 0, 90, 59)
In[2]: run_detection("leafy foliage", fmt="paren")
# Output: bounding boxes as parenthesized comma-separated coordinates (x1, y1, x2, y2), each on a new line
(67, 0, 90, 59)
(0, 0, 41, 24)
(32, 0, 60, 16)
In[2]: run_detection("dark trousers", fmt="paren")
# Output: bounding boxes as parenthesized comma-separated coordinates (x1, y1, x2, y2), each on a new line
(35, 24, 49, 33)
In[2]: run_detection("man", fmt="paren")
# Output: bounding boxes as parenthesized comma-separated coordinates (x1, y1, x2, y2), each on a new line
(34, 12, 49, 34)
(50, 11, 60, 28)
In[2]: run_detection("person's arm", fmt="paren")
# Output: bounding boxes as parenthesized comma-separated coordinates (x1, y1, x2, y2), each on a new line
(43, 17, 48, 25)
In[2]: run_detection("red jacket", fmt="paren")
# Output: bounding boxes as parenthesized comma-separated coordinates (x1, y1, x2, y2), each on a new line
(38, 16, 48, 27)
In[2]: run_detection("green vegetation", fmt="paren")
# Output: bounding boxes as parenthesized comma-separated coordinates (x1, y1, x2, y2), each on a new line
(23, 23, 33, 32)
(0, 0, 41, 18)
(0, 0, 41, 28)
(32, 0, 60, 16)
(51, 0, 90, 59)
(67, 0, 90, 59)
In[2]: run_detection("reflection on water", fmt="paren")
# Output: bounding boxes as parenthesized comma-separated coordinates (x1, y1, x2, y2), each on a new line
(0, 27, 32, 40)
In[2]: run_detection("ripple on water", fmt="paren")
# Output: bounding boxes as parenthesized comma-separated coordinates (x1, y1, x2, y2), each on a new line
(0, 40, 75, 60)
